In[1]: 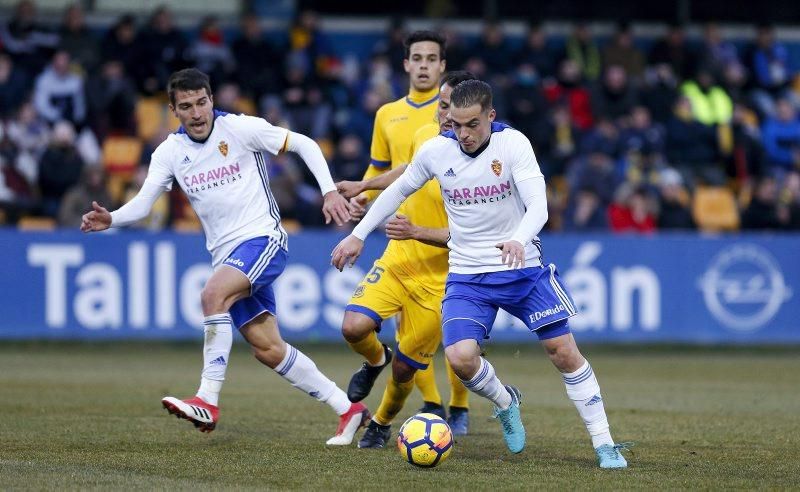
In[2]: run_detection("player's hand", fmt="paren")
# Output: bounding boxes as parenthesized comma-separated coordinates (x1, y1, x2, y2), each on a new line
(331, 235, 364, 271)
(495, 240, 526, 269)
(322, 191, 351, 226)
(80, 201, 112, 233)
(348, 195, 368, 222)
(385, 214, 418, 241)
(335, 180, 364, 199)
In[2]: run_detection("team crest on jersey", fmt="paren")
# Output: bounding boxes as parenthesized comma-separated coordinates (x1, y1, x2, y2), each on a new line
(218, 140, 228, 157)
(352, 285, 365, 298)
(491, 159, 502, 177)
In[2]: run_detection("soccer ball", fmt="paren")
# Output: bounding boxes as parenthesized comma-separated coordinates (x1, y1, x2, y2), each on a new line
(397, 412, 454, 468)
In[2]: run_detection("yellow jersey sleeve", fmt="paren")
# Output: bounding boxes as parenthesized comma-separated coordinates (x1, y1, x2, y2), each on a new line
(369, 105, 391, 169)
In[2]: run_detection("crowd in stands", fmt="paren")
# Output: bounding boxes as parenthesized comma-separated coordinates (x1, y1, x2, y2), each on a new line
(2, 0, 800, 233)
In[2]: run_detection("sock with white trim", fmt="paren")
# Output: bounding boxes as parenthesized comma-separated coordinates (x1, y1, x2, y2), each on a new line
(459, 357, 512, 410)
(196, 313, 233, 406)
(563, 360, 614, 448)
(274, 344, 351, 415)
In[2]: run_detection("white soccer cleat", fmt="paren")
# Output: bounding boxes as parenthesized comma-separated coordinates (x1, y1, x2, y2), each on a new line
(326, 402, 371, 445)
(161, 396, 219, 433)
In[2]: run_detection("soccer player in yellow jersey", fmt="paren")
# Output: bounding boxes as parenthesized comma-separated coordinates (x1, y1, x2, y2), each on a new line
(340, 65, 479, 449)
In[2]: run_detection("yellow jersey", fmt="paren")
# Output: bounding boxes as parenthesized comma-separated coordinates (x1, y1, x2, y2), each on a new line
(371, 93, 448, 296)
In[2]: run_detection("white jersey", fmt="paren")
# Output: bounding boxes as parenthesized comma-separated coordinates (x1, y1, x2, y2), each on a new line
(404, 123, 544, 274)
(144, 111, 289, 267)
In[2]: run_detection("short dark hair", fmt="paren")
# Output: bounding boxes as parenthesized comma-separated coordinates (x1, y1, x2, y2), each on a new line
(450, 79, 493, 112)
(403, 30, 446, 60)
(167, 68, 212, 106)
(442, 70, 476, 89)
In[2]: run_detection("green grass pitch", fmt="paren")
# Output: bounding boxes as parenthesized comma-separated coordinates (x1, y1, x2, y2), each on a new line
(1, 342, 798, 489)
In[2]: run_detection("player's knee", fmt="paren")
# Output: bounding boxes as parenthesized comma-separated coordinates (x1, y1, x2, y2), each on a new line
(341, 311, 377, 343)
(392, 357, 416, 383)
(445, 344, 477, 379)
(544, 341, 583, 372)
(200, 284, 226, 315)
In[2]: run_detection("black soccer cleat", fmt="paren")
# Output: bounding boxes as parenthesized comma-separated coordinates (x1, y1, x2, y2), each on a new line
(347, 344, 392, 402)
(418, 401, 447, 420)
(358, 420, 392, 449)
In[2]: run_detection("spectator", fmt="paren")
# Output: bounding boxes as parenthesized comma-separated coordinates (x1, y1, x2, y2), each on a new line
(516, 22, 558, 79)
(680, 69, 733, 126)
(602, 22, 646, 82)
(37, 121, 84, 217)
(543, 59, 594, 130)
(580, 117, 622, 162)
(343, 89, 383, 148)
(562, 23, 601, 81)
(741, 175, 782, 229)
(288, 9, 327, 80)
(567, 151, 617, 205)
(640, 63, 679, 124)
(747, 24, 790, 95)
(0, 122, 37, 222)
(648, 23, 696, 80)
(189, 16, 235, 87)
(475, 21, 514, 78)
(33, 50, 86, 126)
(85, 59, 137, 138)
(57, 166, 111, 228)
(665, 96, 722, 184)
(232, 12, 284, 100)
(330, 134, 367, 182)
(590, 65, 639, 123)
(778, 171, 800, 229)
(656, 168, 695, 229)
(0, 0, 59, 75)
(59, 3, 98, 73)
(0, 53, 30, 118)
(375, 17, 407, 70)
(761, 98, 800, 175)
(100, 15, 138, 77)
(132, 6, 189, 95)
(439, 25, 467, 72)
(729, 104, 765, 181)
(506, 63, 549, 145)
(562, 185, 609, 231)
(281, 59, 332, 140)
(620, 105, 666, 156)
(608, 184, 657, 233)
(697, 23, 740, 81)
(5, 101, 49, 186)
(720, 62, 750, 106)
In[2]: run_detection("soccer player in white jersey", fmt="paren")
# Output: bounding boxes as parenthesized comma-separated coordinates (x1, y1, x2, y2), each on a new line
(331, 80, 630, 468)
(80, 68, 370, 445)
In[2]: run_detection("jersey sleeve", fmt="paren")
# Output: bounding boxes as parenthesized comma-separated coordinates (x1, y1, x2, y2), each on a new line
(227, 114, 290, 156)
(508, 130, 544, 184)
(369, 106, 391, 168)
(404, 138, 436, 187)
(147, 139, 176, 191)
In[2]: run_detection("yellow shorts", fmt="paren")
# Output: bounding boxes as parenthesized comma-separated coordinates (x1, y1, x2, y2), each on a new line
(346, 259, 443, 369)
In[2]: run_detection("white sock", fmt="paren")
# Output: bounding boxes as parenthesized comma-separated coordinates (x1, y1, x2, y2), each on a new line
(274, 344, 351, 415)
(196, 313, 233, 406)
(460, 357, 512, 410)
(563, 360, 614, 448)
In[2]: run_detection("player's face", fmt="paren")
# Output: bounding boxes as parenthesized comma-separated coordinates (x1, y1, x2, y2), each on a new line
(437, 83, 455, 132)
(450, 104, 496, 153)
(170, 89, 214, 141)
(404, 41, 445, 92)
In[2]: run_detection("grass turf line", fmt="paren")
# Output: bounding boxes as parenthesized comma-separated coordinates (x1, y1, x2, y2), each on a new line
(1, 342, 798, 489)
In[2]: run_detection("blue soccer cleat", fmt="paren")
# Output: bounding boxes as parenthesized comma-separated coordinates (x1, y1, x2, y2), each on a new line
(493, 385, 525, 453)
(447, 406, 469, 436)
(595, 442, 633, 469)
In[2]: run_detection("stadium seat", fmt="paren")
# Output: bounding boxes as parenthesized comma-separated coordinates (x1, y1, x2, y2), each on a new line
(235, 97, 258, 116)
(135, 98, 164, 141)
(102, 137, 143, 176)
(692, 186, 740, 232)
(18, 216, 57, 231)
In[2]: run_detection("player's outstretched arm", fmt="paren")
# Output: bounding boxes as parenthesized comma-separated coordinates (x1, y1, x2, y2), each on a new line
(331, 235, 364, 271)
(80, 201, 111, 232)
(385, 213, 449, 248)
(284, 131, 350, 226)
(336, 165, 409, 199)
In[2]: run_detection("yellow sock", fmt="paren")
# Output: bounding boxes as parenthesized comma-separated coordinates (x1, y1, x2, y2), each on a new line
(347, 332, 384, 366)
(414, 362, 442, 405)
(446, 357, 469, 409)
(373, 377, 415, 426)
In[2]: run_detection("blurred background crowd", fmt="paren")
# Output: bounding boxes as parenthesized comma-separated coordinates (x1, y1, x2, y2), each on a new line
(2, 0, 800, 233)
